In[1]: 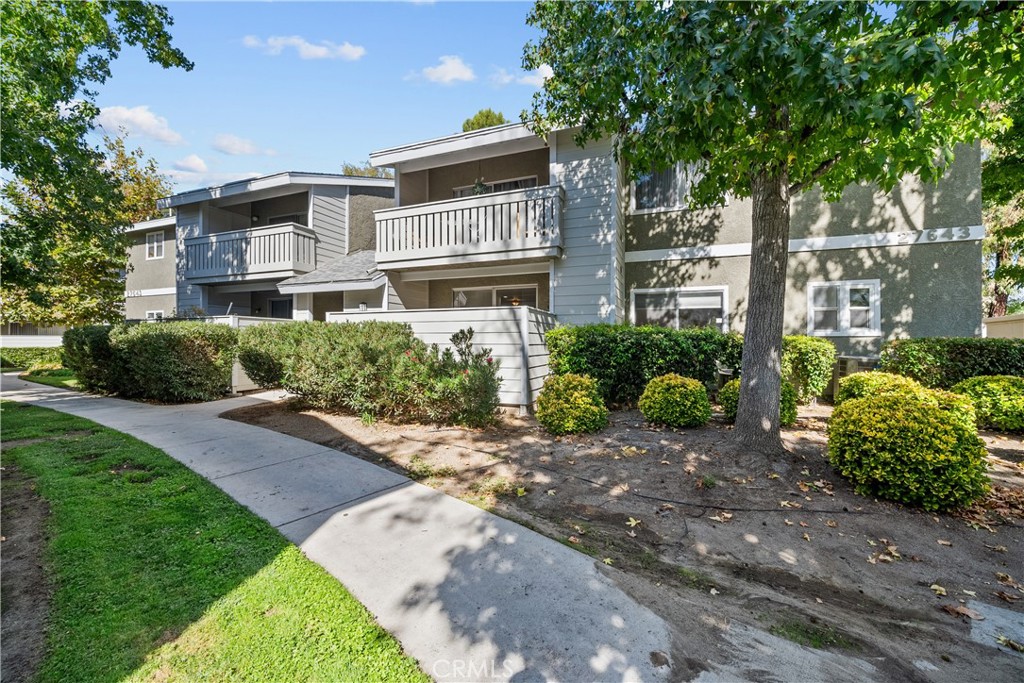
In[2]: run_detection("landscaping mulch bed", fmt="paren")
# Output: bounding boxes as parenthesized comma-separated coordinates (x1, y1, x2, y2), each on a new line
(224, 399, 1024, 680)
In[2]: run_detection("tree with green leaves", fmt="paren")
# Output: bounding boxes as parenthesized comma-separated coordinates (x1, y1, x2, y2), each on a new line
(341, 160, 394, 179)
(1, 0, 191, 295)
(462, 108, 509, 132)
(1, 135, 173, 326)
(524, 1, 1023, 453)
(983, 97, 1024, 317)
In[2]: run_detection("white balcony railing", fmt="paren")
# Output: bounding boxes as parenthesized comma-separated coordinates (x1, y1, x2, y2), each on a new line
(375, 185, 563, 269)
(183, 222, 316, 282)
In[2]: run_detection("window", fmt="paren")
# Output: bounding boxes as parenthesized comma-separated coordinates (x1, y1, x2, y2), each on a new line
(631, 287, 729, 332)
(807, 280, 881, 337)
(632, 162, 705, 213)
(452, 285, 539, 308)
(267, 213, 306, 226)
(146, 231, 164, 260)
(452, 176, 538, 198)
(145, 310, 164, 320)
(269, 298, 293, 319)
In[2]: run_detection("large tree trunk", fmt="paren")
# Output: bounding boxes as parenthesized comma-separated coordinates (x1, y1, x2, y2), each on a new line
(734, 169, 791, 455)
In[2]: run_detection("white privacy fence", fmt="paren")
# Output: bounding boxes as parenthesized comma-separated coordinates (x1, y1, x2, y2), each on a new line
(326, 306, 558, 410)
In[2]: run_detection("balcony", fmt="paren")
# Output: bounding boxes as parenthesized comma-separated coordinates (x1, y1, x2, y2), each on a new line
(183, 223, 316, 283)
(375, 185, 563, 269)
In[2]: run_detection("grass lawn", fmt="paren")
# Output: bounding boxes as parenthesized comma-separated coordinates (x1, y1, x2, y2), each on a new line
(1, 401, 427, 683)
(19, 368, 79, 390)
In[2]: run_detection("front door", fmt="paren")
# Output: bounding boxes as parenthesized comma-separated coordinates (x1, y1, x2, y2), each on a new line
(269, 298, 293, 319)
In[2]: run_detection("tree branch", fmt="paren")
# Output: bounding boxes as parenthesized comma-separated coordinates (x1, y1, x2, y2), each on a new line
(789, 153, 842, 194)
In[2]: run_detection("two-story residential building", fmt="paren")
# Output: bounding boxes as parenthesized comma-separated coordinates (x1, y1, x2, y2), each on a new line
(313, 123, 981, 407)
(124, 172, 394, 320)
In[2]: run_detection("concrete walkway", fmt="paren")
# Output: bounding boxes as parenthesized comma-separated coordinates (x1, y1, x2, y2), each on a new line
(1, 375, 674, 682)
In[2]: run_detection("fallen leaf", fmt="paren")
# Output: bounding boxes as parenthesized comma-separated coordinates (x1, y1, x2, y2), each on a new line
(867, 539, 878, 547)
(797, 481, 810, 492)
(567, 535, 581, 544)
(659, 503, 674, 512)
(995, 591, 1021, 603)
(996, 635, 1024, 652)
(627, 517, 642, 528)
(709, 588, 720, 596)
(802, 533, 811, 542)
(660, 460, 671, 465)
(709, 512, 733, 523)
(940, 604, 984, 620)
(626, 530, 637, 538)
(985, 544, 1008, 553)
(867, 555, 877, 564)
(937, 539, 952, 547)
(767, 473, 780, 480)
(825, 520, 838, 528)
(546, 489, 557, 496)
(619, 483, 631, 492)
(603, 557, 614, 565)
(799, 521, 810, 528)
(784, 519, 794, 526)
(516, 487, 527, 497)
(815, 597, 823, 604)
(800, 468, 811, 476)
(931, 584, 948, 596)
(962, 590, 977, 597)
(780, 500, 802, 509)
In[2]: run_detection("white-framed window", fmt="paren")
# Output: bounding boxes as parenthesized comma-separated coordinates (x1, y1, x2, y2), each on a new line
(145, 310, 164, 320)
(145, 231, 164, 260)
(630, 286, 729, 332)
(452, 285, 539, 308)
(807, 280, 881, 337)
(452, 176, 538, 198)
(631, 162, 707, 214)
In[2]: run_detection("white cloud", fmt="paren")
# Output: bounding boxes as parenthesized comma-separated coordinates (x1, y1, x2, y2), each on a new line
(173, 154, 207, 173)
(211, 133, 276, 157)
(242, 35, 366, 61)
(490, 64, 553, 88)
(420, 55, 475, 85)
(165, 169, 263, 191)
(96, 105, 184, 145)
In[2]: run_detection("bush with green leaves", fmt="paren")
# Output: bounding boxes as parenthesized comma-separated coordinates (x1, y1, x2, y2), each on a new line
(546, 324, 742, 407)
(951, 375, 1024, 433)
(638, 374, 711, 428)
(781, 336, 837, 404)
(535, 373, 608, 435)
(0, 346, 64, 370)
(827, 392, 989, 511)
(422, 328, 502, 428)
(63, 325, 127, 393)
(108, 322, 238, 402)
(834, 371, 924, 406)
(717, 377, 798, 427)
(879, 337, 1024, 388)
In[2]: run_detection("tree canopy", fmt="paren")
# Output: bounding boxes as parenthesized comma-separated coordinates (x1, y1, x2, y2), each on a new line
(340, 160, 394, 179)
(462, 108, 509, 132)
(524, 1, 1023, 452)
(983, 97, 1024, 316)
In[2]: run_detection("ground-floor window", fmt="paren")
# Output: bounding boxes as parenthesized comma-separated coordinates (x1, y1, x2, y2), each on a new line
(145, 310, 164, 320)
(453, 285, 538, 308)
(268, 298, 293, 319)
(806, 279, 881, 336)
(631, 287, 728, 331)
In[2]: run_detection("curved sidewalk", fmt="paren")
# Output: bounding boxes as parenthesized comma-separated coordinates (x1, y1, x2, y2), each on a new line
(1, 374, 673, 682)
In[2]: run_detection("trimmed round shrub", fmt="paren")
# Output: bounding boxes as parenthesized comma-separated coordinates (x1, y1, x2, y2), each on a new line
(638, 374, 711, 428)
(717, 377, 798, 427)
(782, 335, 837, 404)
(827, 392, 989, 511)
(63, 325, 130, 394)
(834, 371, 924, 406)
(951, 375, 1024, 432)
(536, 373, 608, 435)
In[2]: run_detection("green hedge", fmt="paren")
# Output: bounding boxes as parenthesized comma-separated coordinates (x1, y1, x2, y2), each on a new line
(64, 322, 238, 402)
(717, 378, 798, 427)
(535, 373, 608, 435)
(237, 321, 500, 427)
(638, 374, 711, 428)
(951, 375, 1024, 433)
(781, 336, 837, 404)
(546, 325, 742, 407)
(827, 391, 989, 511)
(0, 346, 63, 370)
(879, 337, 1024, 388)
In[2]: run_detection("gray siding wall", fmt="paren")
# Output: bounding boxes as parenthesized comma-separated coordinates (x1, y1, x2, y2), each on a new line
(175, 206, 203, 312)
(550, 130, 622, 324)
(310, 185, 347, 263)
(386, 275, 428, 310)
(314, 292, 345, 319)
(341, 287, 386, 312)
(348, 187, 394, 253)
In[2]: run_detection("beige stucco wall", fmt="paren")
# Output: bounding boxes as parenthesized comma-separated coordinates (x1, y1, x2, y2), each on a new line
(984, 314, 1024, 339)
(126, 228, 175, 292)
(313, 292, 345, 319)
(625, 239, 982, 356)
(348, 188, 394, 253)
(426, 274, 550, 310)
(396, 148, 550, 207)
(124, 294, 177, 320)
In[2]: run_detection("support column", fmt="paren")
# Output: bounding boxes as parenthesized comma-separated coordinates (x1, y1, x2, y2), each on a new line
(293, 292, 314, 321)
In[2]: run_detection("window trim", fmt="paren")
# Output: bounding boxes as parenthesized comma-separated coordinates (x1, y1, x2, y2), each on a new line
(451, 175, 539, 198)
(145, 310, 164, 320)
(630, 162, 721, 215)
(630, 286, 730, 332)
(145, 231, 165, 260)
(806, 279, 881, 337)
(267, 213, 305, 226)
(452, 284, 540, 308)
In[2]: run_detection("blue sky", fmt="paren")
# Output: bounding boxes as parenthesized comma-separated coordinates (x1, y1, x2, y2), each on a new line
(92, 1, 544, 191)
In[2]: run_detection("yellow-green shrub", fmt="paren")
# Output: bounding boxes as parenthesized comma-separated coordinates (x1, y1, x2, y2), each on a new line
(536, 373, 608, 435)
(827, 392, 989, 511)
(951, 375, 1024, 433)
(717, 377, 798, 427)
(638, 374, 711, 428)
(782, 335, 837, 404)
(834, 371, 924, 406)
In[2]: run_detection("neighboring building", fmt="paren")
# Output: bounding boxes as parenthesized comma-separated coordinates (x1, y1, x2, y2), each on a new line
(124, 172, 394, 320)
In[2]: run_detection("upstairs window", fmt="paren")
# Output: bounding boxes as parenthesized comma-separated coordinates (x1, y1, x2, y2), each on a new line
(632, 162, 705, 213)
(807, 280, 881, 337)
(146, 231, 164, 260)
(631, 287, 728, 332)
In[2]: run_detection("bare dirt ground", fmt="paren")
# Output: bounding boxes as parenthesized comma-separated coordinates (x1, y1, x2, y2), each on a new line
(224, 399, 1024, 681)
(1, 463, 52, 683)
